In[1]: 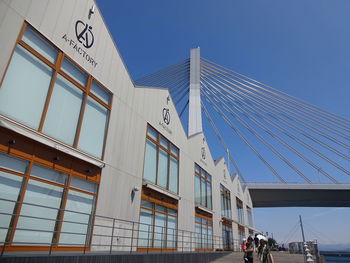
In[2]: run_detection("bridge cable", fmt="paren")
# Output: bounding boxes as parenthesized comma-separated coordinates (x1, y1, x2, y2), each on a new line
(201, 57, 350, 129)
(201, 66, 350, 159)
(201, 62, 350, 144)
(201, 69, 350, 178)
(201, 80, 313, 183)
(201, 80, 287, 183)
(200, 75, 339, 183)
(201, 102, 246, 183)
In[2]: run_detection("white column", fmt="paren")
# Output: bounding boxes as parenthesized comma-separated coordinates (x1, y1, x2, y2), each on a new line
(188, 47, 202, 136)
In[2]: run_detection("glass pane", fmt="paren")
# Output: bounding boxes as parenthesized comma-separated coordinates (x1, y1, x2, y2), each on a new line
(90, 81, 111, 105)
(195, 175, 201, 205)
(70, 176, 97, 193)
(30, 164, 67, 185)
(22, 26, 57, 63)
(221, 194, 225, 217)
(143, 140, 157, 183)
(43, 74, 83, 145)
(0, 171, 23, 242)
(170, 145, 179, 157)
(160, 136, 169, 149)
(78, 97, 109, 158)
(141, 199, 153, 209)
(0, 46, 53, 129)
(195, 164, 200, 174)
(207, 183, 212, 210)
(201, 179, 206, 207)
(157, 149, 168, 188)
(202, 225, 208, 248)
(139, 208, 153, 247)
(0, 153, 29, 174)
(208, 226, 213, 249)
(61, 58, 87, 87)
(168, 157, 178, 193)
(195, 223, 201, 249)
(207, 174, 211, 182)
(13, 179, 63, 245)
(155, 204, 166, 213)
(167, 216, 177, 248)
(59, 190, 95, 246)
(147, 126, 157, 141)
(154, 212, 166, 248)
(168, 208, 177, 216)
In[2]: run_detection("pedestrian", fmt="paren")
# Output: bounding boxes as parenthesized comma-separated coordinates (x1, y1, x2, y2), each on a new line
(244, 236, 254, 263)
(254, 234, 259, 252)
(242, 238, 248, 261)
(257, 239, 265, 260)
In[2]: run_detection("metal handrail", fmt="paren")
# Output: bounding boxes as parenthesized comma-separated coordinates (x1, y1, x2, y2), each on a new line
(0, 198, 244, 256)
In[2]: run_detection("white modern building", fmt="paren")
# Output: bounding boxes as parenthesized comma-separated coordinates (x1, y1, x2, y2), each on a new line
(0, 0, 255, 253)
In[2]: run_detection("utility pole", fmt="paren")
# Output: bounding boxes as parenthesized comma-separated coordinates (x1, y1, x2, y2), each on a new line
(299, 215, 307, 263)
(299, 215, 306, 243)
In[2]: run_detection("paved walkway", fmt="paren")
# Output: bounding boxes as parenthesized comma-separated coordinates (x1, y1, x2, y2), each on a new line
(211, 251, 305, 263)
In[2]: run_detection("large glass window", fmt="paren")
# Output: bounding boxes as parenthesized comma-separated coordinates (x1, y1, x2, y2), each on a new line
(0, 45, 53, 129)
(0, 23, 112, 159)
(247, 206, 253, 227)
(195, 213, 213, 250)
(0, 151, 98, 248)
(238, 225, 245, 242)
(220, 185, 232, 219)
(236, 198, 244, 225)
(143, 125, 179, 194)
(194, 164, 212, 209)
(138, 199, 177, 249)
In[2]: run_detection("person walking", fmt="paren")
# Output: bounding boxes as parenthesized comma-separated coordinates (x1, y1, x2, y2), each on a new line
(254, 234, 259, 252)
(242, 238, 248, 262)
(244, 236, 254, 263)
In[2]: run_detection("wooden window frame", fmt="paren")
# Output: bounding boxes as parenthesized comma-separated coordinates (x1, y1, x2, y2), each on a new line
(0, 129, 100, 252)
(220, 184, 232, 219)
(138, 195, 178, 251)
(194, 164, 212, 209)
(144, 124, 179, 194)
(195, 211, 213, 251)
(0, 22, 113, 160)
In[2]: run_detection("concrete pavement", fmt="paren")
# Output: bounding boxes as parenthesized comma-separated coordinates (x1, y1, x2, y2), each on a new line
(211, 251, 305, 263)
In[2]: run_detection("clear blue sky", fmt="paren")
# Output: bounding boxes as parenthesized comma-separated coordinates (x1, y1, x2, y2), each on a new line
(96, 0, 350, 249)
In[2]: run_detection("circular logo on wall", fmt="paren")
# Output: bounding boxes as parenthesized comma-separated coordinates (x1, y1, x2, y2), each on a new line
(201, 147, 206, 160)
(163, 108, 170, 125)
(75, 20, 94, 48)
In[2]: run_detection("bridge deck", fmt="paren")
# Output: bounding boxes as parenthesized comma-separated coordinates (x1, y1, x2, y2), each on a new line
(247, 183, 350, 207)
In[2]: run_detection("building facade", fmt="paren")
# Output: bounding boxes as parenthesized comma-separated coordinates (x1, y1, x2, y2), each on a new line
(0, 0, 255, 253)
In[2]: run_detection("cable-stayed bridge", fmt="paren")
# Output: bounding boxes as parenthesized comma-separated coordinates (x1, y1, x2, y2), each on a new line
(136, 48, 350, 207)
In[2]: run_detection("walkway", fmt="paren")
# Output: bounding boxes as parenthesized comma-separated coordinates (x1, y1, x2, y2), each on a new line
(211, 251, 304, 263)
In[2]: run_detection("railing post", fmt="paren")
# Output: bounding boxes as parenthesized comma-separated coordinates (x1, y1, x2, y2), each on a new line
(190, 231, 192, 252)
(130, 222, 135, 254)
(147, 224, 150, 254)
(181, 229, 184, 252)
(49, 229, 54, 256)
(1, 241, 7, 257)
(161, 226, 164, 253)
(110, 218, 115, 254)
(84, 213, 92, 255)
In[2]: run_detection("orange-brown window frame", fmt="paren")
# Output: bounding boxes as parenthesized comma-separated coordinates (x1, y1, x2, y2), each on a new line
(144, 124, 180, 193)
(0, 22, 113, 160)
(138, 189, 178, 252)
(195, 164, 212, 209)
(0, 127, 100, 252)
